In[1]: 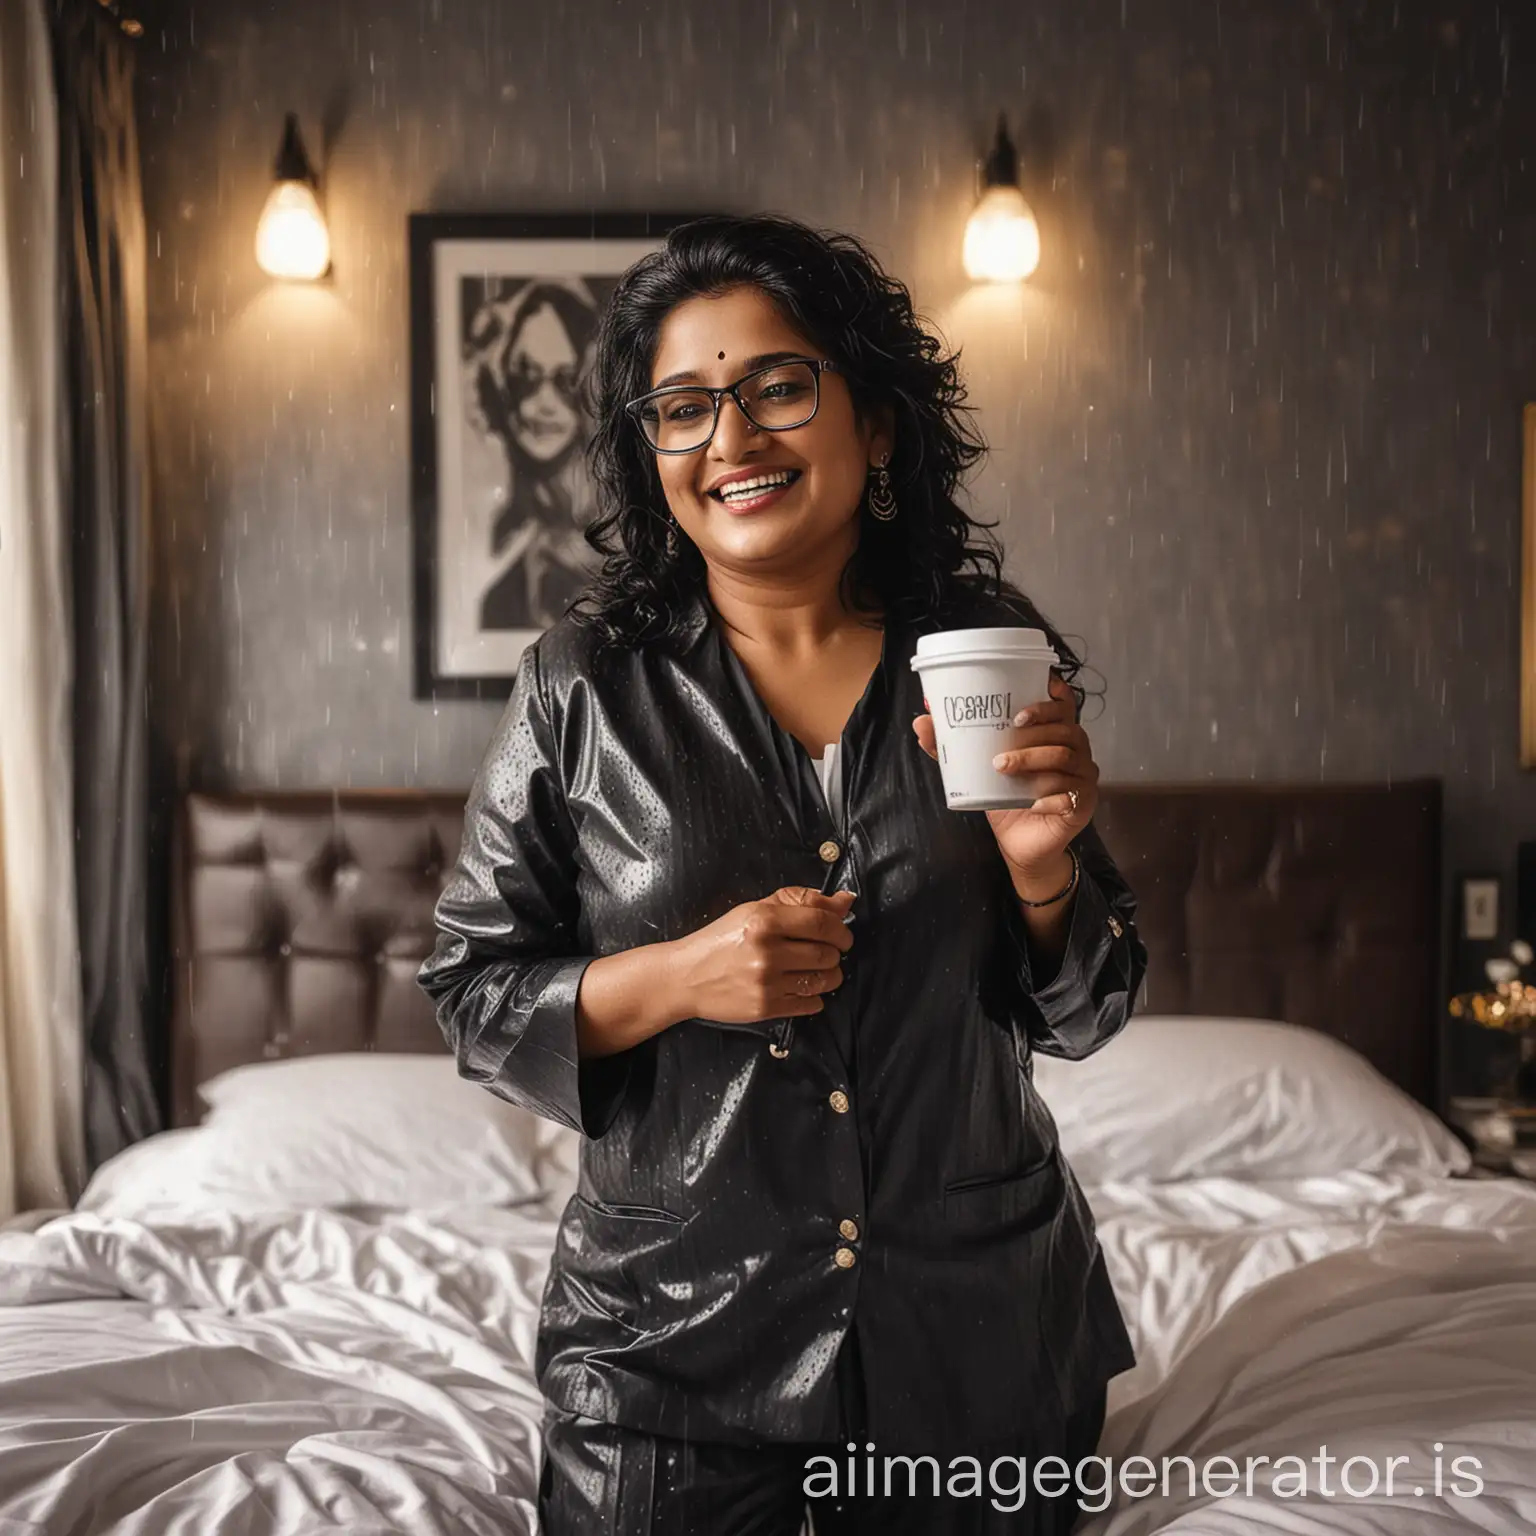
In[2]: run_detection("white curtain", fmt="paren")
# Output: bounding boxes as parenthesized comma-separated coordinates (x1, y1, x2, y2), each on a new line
(0, 0, 87, 1215)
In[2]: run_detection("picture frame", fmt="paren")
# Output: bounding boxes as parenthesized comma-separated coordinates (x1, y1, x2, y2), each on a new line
(1462, 876, 1500, 942)
(408, 212, 693, 700)
(1523, 404, 1536, 766)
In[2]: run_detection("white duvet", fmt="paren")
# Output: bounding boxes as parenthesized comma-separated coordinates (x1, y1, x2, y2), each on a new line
(0, 1168, 1534, 1533)
(0, 1203, 561, 1534)
(1082, 1172, 1536, 1534)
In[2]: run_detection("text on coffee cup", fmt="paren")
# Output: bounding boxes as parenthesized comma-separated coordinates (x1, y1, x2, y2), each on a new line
(943, 693, 1013, 729)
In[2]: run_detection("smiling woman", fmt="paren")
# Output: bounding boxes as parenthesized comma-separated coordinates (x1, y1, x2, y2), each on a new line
(419, 211, 1148, 1536)
(573, 215, 1060, 665)
(636, 290, 885, 613)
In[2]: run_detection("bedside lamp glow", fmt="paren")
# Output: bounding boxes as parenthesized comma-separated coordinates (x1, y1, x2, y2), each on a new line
(963, 116, 1041, 284)
(255, 113, 331, 281)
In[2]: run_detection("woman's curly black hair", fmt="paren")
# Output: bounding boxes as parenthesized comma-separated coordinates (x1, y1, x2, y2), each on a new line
(568, 212, 1093, 712)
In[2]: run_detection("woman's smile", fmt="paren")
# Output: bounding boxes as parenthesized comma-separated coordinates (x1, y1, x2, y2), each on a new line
(646, 285, 880, 568)
(706, 466, 804, 514)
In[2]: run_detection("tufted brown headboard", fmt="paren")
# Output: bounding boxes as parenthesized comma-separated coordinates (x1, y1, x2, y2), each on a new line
(1090, 779, 1442, 1110)
(170, 791, 467, 1127)
(170, 779, 1443, 1127)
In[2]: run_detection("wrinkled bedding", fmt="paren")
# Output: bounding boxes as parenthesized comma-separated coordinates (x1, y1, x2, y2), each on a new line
(0, 1169, 1533, 1532)
(1079, 1171, 1536, 1534)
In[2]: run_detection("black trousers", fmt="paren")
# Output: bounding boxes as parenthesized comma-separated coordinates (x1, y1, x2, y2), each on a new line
(536, 1385, 1108, 1535)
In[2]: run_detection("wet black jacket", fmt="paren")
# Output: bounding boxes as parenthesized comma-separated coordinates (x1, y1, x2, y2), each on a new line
(418, 584, 1146, 1456)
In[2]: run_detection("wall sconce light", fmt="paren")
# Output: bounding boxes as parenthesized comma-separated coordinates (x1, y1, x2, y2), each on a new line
(254, 113, 331, 281)
(963, 114, 1041, 284)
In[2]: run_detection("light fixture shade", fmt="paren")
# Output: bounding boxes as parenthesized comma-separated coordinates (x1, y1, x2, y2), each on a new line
(963, 184, 1041, 283)
(255, 179, 331, 281)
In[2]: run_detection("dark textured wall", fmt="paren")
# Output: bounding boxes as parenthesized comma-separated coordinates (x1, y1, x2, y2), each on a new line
(136, 1, 1536, 1094)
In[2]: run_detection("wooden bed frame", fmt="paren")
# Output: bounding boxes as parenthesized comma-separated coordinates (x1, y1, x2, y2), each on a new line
(169, 780, 1444, 1128)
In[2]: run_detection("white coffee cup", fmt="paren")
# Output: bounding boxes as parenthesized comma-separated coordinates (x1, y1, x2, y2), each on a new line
(910, 627, 1060, 810)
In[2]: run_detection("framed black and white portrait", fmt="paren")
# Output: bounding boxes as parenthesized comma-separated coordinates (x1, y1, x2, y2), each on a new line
(408, 212, 689, 699)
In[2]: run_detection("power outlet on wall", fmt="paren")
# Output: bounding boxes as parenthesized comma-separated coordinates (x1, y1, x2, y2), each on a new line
(1462, 878, 1500, 942)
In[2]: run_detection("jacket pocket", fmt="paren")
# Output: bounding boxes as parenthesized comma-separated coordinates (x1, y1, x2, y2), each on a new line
(556, 1194, 688, 1336)
(943, 1149, 1062, 1239)
(573, 1193, 685, 1224)
(944, 1142, 1055, 1195)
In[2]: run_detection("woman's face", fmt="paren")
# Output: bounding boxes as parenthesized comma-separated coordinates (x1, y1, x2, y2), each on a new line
(645, 285, 890, 577)
(504, 301, 582, 463)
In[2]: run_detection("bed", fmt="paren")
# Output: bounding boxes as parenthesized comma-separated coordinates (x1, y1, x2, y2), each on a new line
(0, 780, 1530, 1534)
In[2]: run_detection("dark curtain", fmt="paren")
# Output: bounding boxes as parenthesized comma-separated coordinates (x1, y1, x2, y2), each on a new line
(51, 1, 159, 1170)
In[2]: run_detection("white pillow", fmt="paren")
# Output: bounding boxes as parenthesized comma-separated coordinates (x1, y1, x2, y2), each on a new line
(78, 1053, 581, 1218)
(1031, 1016, 1470, 1183)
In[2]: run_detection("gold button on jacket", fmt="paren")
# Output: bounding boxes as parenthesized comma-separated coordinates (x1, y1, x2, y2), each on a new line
(839, 1218, 860, 1241)
(420, 584, 1146, 1458)
(818, 839, 841, 863)
(834, 1247, 857, 1269)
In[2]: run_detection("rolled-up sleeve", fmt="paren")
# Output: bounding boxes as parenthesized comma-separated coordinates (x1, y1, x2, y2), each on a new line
(1001, 817, 1148, 1060)
(417, 640, 629, 1138)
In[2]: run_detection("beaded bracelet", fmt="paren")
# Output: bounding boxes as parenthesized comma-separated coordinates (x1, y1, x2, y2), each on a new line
(1017, 844, 1081, 908)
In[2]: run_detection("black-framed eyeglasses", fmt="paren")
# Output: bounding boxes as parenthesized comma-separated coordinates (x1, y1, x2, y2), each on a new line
(624, 358, 837, 454)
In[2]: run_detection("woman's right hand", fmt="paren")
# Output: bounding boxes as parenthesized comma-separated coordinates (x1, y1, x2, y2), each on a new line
(670, 887, 856, 1026)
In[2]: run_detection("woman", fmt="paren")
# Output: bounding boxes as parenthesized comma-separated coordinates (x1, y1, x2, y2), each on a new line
(419, 213, 1147, 1535)
(466, 277, 601, 630)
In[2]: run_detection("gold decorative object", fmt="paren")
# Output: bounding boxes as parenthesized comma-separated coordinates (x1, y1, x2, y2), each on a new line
(1447, 980, 1536, 1029)
(1448, 938, 1536, 1106)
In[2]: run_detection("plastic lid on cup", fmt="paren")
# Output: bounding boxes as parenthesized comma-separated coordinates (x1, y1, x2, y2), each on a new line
(910, 627, 1059, 669)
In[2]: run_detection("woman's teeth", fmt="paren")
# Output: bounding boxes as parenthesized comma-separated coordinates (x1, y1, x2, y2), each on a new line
(715, 471, 799, 503)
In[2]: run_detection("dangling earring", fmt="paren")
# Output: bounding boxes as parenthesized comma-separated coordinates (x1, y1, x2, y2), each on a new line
(665, 515, 680, 557)
(868, 453, 898, 521)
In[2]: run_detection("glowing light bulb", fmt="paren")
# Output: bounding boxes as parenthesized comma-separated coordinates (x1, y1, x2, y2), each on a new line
(255, 113, 330, 281)
(255, 180, 331, 281)
(963, 185, 1041, 283)
(963, 114, 1041, 285)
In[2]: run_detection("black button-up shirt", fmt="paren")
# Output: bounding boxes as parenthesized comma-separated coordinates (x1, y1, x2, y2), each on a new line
(418, 585, 1146, 1457)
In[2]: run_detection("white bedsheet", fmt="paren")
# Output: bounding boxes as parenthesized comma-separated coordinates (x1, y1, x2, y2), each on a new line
(0, 1171, 1533, 1532)
(0, 1203, 562, 1534)
(1082, 1171, 1536, 1534)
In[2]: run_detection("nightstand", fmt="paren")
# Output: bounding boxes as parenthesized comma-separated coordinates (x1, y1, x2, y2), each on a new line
(1447, 1096, 1536, 1180)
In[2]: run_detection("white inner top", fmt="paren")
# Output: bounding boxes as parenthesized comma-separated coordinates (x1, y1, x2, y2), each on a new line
(811, 741, 842, 826)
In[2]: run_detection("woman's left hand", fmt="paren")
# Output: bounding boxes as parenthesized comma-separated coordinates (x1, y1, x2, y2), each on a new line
(912, 671, 1099, 887)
